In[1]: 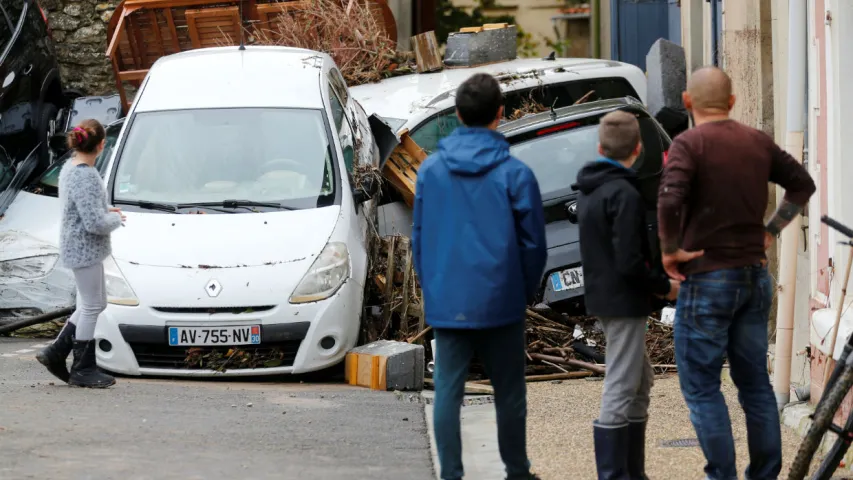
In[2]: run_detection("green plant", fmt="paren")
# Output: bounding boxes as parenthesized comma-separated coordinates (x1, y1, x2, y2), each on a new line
(545, 37, 573, 57)
(517, 30, 540, 58)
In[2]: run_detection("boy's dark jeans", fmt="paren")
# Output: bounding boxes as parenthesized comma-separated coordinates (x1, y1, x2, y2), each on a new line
(433, 321, 531, 480)
(674, 265, 782, 480)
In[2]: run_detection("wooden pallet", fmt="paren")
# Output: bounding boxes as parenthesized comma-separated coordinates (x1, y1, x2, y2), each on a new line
(381, 130, 426, 208)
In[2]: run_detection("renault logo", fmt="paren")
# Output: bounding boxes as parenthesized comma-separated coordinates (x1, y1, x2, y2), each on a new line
(206, 279, 222, 297)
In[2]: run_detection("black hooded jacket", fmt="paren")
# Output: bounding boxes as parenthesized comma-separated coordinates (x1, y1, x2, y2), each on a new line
(575, 159, 671, 318)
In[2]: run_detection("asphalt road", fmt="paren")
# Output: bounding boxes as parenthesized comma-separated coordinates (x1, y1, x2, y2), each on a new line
(0, 338, 434, 480)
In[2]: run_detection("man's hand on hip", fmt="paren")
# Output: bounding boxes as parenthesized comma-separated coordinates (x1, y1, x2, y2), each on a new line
(662, 249, 705, 281)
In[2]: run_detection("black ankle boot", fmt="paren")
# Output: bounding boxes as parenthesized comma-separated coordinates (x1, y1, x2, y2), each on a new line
(36, 322, 77, 383)
(593, 421, 630, 480)
(69, 340, 115, 388)
(626, 419, 650, 480)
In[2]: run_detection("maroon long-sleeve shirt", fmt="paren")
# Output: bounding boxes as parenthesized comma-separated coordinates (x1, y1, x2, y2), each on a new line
(657, 119, 816, 276)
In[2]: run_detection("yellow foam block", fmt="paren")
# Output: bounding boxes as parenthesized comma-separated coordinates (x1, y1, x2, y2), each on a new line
(345, 352, 388, 391)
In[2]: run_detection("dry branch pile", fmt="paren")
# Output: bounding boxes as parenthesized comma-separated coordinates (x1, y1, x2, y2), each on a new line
(250, 0, 416, 85)
(362, 234, 424, 345)
(184, 346, 289, 371)
(361, 232, 678, 379)
(509, 97, 550, 121)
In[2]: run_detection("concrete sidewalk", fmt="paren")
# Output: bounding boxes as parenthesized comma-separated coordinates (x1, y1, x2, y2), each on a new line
(424, 375, 807, 479)
(422, 391, 505, 480)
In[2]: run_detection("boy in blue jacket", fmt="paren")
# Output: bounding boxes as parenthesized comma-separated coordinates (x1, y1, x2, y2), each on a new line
(413, 73, 547, 480)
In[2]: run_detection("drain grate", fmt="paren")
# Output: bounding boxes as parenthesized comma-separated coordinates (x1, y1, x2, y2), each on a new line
(660, 438, 701, 448)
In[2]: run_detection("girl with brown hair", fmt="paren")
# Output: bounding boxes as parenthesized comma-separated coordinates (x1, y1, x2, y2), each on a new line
(36, 119, 125, 388)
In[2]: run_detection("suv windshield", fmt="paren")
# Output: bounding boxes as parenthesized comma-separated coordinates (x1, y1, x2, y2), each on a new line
(509, 115, 665, 201)
(111, 108, 336, 210)
(27, 123, 121, 196)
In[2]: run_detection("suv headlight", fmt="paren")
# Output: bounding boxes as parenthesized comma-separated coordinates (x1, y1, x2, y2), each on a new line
(104, 256, 139, 306)
(289, 242, 350, 304)
(0, 254, 59, 280)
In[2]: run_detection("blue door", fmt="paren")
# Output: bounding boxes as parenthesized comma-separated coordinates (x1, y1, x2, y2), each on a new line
(610, 0, 672, 71)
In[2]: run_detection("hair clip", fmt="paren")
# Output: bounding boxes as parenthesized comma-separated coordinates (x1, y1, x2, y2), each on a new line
(73, 126, 89, 140)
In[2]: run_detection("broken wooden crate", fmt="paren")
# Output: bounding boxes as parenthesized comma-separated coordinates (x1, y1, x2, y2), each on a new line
(381, 130, 427, 208)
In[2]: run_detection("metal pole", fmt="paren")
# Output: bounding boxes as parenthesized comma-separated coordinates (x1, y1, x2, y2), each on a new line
(710, 0, 719, 66)
(592, 0, 601, 58)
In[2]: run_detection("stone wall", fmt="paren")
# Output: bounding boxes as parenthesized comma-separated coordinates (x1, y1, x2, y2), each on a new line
(42, 0, 119, 95)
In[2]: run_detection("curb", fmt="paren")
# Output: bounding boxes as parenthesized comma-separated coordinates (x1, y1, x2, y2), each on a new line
(420, 390, 504, 480)
(781, 401, 853, 473)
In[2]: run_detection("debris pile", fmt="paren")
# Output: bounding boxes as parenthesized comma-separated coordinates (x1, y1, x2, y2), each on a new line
(250, 0, 416, 86)
(362, 234, 424, 345)
(184, 347, 289, 372)
(360, 229, 677, 382)
(508, 97, 550, 121)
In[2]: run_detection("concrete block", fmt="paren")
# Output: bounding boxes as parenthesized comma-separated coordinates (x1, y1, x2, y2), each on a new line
(444, 25, 517, 68)
(646, 38, 689, 136)
(345, 340, 425, 391)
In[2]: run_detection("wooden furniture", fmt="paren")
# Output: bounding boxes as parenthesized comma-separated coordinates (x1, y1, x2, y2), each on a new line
(105, 0, 398, 112)
(186, 6, 243, 48)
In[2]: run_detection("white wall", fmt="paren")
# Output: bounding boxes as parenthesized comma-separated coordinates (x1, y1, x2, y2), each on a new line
(828, 0, 853, 311)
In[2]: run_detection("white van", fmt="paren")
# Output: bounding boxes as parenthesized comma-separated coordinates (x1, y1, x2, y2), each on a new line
(94, 46, 384, 377)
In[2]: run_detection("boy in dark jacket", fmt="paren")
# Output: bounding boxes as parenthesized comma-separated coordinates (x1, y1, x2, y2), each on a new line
(575, 111, 686, 480)
(413, 73, 547, 480)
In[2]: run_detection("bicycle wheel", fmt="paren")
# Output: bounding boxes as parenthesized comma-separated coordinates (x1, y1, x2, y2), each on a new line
(788, 365, 853, 480)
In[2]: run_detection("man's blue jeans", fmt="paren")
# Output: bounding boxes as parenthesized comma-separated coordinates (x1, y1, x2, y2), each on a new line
(675, 265, 782, 480)
(433, 321, 531, 480)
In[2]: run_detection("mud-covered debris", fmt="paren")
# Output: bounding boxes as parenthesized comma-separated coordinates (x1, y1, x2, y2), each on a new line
(184, 346, 288, 372)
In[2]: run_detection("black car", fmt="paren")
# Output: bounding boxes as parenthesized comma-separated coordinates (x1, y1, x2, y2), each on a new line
(499, 97, 671, 314)
(0, 0, 65, 174)
(0, 118, 122, 217)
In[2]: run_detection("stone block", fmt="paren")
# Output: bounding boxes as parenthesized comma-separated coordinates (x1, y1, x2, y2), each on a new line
(345, 340, 425, 391)
(646, 38, 689, 135)
(444, 25, 517, 68)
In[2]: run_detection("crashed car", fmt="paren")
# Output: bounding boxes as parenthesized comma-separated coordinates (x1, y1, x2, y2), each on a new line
(0, 119, 123, 318)
(90, 46, 389, 377)
(500, 97, 671, 314)
(350, 56, 648, 155)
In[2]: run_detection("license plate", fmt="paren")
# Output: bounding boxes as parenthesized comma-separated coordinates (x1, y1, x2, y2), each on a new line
(660, 307, 676, 326)
(168, 325, 261, 346)
(550, 267, 584, 292)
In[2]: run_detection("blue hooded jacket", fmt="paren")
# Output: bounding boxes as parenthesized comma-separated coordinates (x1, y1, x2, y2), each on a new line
(412, 127, 547, 330)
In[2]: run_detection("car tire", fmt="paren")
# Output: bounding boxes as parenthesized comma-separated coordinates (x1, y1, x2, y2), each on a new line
(36, 103, 58, 171)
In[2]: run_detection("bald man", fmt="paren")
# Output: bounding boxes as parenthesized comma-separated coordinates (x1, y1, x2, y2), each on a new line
(657, 67, 815, 480)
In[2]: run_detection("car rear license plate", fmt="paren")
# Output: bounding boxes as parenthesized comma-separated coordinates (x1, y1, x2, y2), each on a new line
(168, 325, 261, 346)
(550, 267, 584, 292)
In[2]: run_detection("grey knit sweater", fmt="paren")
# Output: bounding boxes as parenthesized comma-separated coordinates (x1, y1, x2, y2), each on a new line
(59, 162, 123, 269)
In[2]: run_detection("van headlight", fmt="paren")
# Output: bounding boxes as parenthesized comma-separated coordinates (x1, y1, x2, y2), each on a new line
(289, 242, 350, 304)
(0, 254, 59, 279)
(104, 256, 139, 306)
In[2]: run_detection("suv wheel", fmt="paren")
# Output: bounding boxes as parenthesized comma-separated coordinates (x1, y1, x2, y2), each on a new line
(37, 103, 58, 171)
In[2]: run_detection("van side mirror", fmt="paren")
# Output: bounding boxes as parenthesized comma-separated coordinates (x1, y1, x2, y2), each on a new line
(353, 174, 381, 205)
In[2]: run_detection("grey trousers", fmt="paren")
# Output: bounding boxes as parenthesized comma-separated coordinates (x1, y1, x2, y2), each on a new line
(597, 317, 654, 426)
(67, 262, 107, 341)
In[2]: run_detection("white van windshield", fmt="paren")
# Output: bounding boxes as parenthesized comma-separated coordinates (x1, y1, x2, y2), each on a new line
(112, 108, 336, 209)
